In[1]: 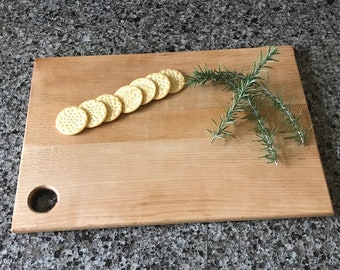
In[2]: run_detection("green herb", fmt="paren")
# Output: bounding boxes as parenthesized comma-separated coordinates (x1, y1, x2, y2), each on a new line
(186, 47, 309, 165)
(259, 83, 311, 145)
(247, 95, 279, 165)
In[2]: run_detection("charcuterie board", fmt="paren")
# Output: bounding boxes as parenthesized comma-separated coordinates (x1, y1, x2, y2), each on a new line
(12, 46, 334, 233)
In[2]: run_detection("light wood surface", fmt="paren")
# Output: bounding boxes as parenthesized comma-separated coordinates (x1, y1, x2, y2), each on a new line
(12, 46, 334, 233)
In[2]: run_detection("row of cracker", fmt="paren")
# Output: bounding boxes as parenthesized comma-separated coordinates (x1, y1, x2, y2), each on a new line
(55, 69, 185, 135)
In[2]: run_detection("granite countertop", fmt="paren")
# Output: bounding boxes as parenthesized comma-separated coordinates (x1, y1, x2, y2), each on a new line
(1, 0, 339, 269)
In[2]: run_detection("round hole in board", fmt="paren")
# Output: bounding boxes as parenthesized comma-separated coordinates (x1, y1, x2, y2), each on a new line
(27, 186, 58, 213)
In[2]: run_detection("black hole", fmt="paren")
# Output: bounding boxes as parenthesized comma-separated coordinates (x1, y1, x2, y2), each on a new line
(28, 186, 58, 213)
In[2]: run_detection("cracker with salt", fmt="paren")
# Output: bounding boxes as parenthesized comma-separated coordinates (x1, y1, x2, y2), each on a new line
(145, 73, 171, 100)
(160, 69, 185, 94)
(79, 99, 107, 128)
(114, 85, 143, 113)
(56, 106, 88, 135)
(96, 94, 122, 122)
(130, 78, 157, 105)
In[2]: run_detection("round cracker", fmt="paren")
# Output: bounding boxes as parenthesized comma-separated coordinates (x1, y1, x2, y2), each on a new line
(130, 78, 157, 105)
(114, 85, 143, 113)
(160, 69, 185, 94)
(96, 94, 122, 122)
(79, 99, 107, 128)
(56, 106, 88, 135)
(145, 73, 171, 100)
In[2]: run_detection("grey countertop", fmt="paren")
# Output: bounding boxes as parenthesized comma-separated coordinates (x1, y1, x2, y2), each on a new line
(1, 0, 339, 269)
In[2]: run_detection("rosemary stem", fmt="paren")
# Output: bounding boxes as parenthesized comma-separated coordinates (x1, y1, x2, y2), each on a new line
(186, 66, 245, 90)
(210, 91, 245, 141)
(251, 47, 280, 79)
(259, 84, 308, 145)
(247, 96, 279, 165)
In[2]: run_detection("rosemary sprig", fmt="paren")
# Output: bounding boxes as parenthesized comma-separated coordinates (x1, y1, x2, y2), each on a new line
(208, 87, 248, 141)
(259, 83, 309, 145)
(208, 48, 280, 142)
(247, 96, 279, 165)
(250, 47, 280, 79)
(187, 46, 309, 164)
(186, 66, 245, 91)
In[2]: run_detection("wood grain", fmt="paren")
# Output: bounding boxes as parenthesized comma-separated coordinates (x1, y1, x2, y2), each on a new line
(12, 46, 334, 233)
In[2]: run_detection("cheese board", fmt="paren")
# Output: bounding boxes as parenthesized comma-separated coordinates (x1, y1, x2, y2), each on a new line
(12, 46, 334, 233)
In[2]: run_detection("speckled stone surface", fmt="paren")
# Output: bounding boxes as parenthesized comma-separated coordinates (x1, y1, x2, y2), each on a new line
(1, 0, 339, 269)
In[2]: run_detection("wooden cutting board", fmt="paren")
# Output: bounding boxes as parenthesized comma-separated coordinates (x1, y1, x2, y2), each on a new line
(12, 46, 334, 233)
